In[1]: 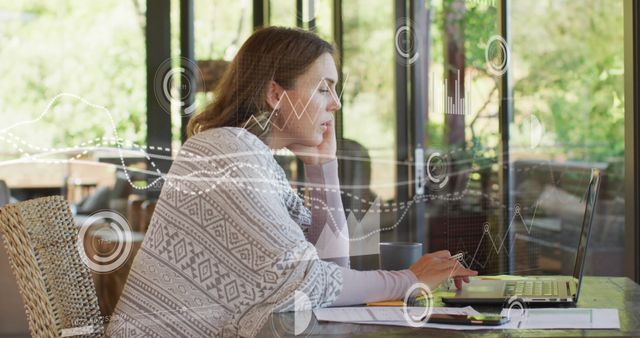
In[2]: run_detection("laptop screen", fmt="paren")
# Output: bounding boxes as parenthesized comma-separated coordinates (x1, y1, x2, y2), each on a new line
(572, 169, 602, 300)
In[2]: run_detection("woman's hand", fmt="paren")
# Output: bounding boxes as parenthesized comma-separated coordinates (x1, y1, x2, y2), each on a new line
(409, 250, 478, 290)
(287, 117, 337, 166)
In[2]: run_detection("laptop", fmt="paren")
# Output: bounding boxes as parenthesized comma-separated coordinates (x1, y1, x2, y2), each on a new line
(442, 168, 601, 306)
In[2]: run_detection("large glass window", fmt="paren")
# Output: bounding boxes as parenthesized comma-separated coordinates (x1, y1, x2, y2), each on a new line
(340, 0, 396, 269)
(177, 0, 253, 144)
(424, 0, 626, 277)
(341, 0, 395, 204)
(0, 0, 149, 324)
(0, 1, 146, 148)
(509, 0, 625, 276)
(0, 1, 146, 202)
(425, 0, 504, 274)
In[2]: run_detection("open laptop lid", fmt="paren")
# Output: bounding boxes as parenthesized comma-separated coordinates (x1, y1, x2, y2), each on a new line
(572, 168, 602, 302)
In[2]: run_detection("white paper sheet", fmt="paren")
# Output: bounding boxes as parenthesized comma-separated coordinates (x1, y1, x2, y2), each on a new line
(499, 308, 620, 330)
(313, 306, 479, 323)
(312, 307, 620, 331)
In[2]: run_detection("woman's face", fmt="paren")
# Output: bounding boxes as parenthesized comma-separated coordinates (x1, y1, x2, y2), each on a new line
(269, 53, 342, 148)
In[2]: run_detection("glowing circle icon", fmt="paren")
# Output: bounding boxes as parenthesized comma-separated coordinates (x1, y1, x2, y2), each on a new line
(77, 210, 133, 274)
(485, 35, 510, 76)
(402, 282, 434, 327)
(395, 19, 420, 65)
(505, 296, 528, 325)
(426, 152, 450, 191)
(153, 57, 205, 117)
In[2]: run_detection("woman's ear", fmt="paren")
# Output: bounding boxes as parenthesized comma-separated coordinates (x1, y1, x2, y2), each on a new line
(265, 80, 284, 111)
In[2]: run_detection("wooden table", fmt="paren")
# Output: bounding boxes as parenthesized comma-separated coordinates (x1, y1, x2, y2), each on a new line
(258, 277, 640, 337)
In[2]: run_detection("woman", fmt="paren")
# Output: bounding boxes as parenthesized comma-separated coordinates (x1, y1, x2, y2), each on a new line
(107, 27, 476, 337)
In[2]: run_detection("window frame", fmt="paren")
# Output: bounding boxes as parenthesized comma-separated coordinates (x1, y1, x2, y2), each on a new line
(159, 0, 639, 280)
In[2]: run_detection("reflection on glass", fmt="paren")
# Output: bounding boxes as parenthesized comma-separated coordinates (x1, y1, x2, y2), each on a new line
(510, 0, 625, 277)
(340, 0, 395, 269)
(426, 0, 503, 275)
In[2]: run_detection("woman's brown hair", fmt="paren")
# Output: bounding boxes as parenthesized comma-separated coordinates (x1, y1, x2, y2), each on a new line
(187, 26, 335, 139)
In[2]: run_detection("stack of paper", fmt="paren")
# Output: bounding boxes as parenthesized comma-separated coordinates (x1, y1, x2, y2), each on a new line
(314, 306, 479, 324)
(313, 307, 620, 331)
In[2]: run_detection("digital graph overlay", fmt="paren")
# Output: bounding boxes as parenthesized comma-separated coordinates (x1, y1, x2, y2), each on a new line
(0, 92, 163, 189)
(457, 202, 541, 271)
(239, 74, 349, 135)
(0, 91, 566, 247)
(430, 70, 473, 116)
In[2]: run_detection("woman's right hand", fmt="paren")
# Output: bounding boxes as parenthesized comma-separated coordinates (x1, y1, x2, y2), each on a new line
(409, 250, 478, 290)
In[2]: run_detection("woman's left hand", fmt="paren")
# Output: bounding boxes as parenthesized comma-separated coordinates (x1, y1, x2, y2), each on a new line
(288, 117, 337, 166)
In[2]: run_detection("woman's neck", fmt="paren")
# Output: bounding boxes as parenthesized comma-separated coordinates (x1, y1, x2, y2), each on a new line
(263, 130, 290, 150)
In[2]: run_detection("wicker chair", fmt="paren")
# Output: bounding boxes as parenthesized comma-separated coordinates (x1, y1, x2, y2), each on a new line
(0, 196, 103, 337)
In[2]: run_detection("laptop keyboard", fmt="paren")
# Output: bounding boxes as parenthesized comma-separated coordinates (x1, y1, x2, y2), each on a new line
(504, 280, 559, 297)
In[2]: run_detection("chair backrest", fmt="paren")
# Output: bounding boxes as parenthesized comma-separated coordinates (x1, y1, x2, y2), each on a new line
(0, 180, 9, 207)
(0, 196, 103, 337)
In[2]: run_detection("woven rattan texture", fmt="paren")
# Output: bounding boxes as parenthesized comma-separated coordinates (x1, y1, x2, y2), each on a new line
(0, 196, 104, 337)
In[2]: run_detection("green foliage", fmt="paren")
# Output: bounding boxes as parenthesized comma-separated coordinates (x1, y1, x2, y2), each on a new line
(510, 0, 625, 162)
(341, 0, 395, 153)
(428, 0, 624, 166)
(0, 0, 626, 170)
(0, 1, 146, 151)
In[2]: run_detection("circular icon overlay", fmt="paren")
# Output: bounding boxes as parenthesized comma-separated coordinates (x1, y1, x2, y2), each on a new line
(270, 290, 315, 337)
(153, 57, 205, 117)
(522, 113, 544, 149)
(77, 210, 133, 274)
(485, 35, 510, 76)
(505, 295, 528, 325)
(426, 152, 450, 192)
(395, 18, 420, 65)
(402, 282, 434, 327)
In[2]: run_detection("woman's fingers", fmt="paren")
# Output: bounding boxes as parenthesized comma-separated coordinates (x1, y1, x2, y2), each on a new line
(453, 276, 473, 290)
(450, 268, 478, 277)
(437, 260, 477, 277)
(410, 250, 453, 270)
(413, 255, 472, 275)
(429, 250, 452, 259)
(432, 257, 463, 270)
(454, 277, 462, 290)
(409, 250, 478, 290)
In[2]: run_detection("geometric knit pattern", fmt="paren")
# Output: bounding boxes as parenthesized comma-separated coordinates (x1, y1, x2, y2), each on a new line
(106, 127, 343, 337)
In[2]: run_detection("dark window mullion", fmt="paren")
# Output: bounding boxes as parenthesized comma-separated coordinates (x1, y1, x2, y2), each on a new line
(253, 0, 270, 29)
(499, 0, 514, 274)
(180, 0, 195, 144)
(146, 0, 172, 199)
(394, 1, 410, 243)
(624, 0, 639, 283)
(333, 0, 344, 140)
(409, 0, 428, 252)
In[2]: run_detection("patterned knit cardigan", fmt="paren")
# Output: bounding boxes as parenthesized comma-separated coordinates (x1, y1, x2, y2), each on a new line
(106, 127, 343, 337)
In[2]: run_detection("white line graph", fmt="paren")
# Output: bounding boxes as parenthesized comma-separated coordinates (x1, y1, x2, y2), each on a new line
(1, 91, 576, 246)
(0, 92, 162, 189)
(461, 202, 540, 270)
(240, 73, 349, 133)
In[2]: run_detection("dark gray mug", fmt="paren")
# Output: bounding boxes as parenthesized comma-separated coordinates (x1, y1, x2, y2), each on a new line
(379, 242, 423, 270)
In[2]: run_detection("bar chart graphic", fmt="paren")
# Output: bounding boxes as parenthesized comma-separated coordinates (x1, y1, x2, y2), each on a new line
(430, 70, 473, 116)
